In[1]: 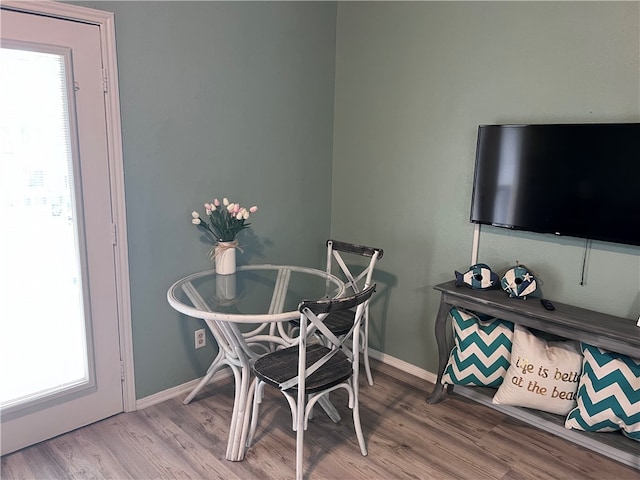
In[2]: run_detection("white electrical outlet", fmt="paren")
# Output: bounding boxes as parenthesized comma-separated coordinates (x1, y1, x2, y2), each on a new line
(195, 328, 206, 349)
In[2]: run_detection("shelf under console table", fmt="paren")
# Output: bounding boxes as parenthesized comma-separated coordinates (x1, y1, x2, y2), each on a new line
(426, 280, 640, 470)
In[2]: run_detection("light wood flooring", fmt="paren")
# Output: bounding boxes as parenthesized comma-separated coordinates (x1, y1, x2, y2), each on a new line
(2, 361, 638, 480)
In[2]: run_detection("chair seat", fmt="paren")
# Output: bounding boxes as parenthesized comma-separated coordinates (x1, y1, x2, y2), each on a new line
(253, 343, 352, 394)
(323, 309, 356, 336)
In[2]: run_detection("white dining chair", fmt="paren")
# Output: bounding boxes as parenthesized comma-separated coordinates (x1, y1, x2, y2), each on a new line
(246, 285, 376, 480)
(323, 239, 383, 385)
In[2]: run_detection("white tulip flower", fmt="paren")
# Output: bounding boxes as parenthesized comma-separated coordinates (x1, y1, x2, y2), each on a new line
(192, 218, 201, 225)
(223, 197, 229, 206)
(192, 211, 200, 219)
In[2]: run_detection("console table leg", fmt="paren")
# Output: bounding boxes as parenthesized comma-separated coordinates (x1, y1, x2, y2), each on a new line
(426, 298, 451, 404)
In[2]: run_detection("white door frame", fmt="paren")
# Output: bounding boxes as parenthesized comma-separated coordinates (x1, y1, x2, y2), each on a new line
(3, 0, 135, 412)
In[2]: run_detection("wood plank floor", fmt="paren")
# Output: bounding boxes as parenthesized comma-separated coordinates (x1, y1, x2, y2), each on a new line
(2, 361, 638, 480)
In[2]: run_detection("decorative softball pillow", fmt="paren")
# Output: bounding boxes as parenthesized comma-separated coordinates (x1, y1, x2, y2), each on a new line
(565, 344, 640, 441)
(441, 308, 514, 388)
(492, 325, 582, 415)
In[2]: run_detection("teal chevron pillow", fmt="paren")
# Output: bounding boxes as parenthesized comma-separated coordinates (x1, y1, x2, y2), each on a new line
(441, 308, 514, 387)
(565, 344, 640, 441)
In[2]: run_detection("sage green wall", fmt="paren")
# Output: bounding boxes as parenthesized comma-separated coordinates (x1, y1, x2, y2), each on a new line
(332, 2, 640, 372)
(77, 1, 338, 398)
(75, 1, 640, 400)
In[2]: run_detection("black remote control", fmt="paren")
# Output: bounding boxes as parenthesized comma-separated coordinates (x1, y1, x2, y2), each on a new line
(540, 299, 555, 311)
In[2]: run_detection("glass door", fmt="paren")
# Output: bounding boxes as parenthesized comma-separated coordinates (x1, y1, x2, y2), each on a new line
(0, 44, 93, 413)
(0, 8, 124, 454)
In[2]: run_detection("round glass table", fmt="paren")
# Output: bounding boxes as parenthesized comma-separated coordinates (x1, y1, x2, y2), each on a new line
(167, 264, 345, 461)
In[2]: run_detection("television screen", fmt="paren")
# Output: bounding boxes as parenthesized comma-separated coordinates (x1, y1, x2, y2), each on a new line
(470, 123, 640, 247)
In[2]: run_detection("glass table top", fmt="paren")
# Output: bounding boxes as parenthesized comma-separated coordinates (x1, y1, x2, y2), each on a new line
(167, 265, 345, 323)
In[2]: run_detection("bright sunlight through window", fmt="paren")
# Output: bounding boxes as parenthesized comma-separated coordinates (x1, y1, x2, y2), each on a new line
(0, 47, 89, 410)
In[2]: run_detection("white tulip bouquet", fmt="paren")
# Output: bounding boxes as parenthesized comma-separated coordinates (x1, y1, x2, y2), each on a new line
(192, 197, 258, 243)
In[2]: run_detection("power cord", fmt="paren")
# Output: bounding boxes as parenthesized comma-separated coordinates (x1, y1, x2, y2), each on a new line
(580, 239, 591, 286)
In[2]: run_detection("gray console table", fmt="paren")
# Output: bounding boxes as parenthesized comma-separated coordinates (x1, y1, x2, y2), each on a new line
(427, 280, 640, 470)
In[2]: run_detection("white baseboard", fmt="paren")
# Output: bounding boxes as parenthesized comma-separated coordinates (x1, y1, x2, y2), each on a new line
(136, 370, 232, 410)
(135, 349, 437, 410)
(368, 348, 438, 384)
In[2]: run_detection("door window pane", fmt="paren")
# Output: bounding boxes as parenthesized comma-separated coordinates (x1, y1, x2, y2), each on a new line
(0, 47, 89, 409)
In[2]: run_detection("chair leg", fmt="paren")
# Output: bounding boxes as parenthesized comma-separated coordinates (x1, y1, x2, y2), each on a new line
(296, 419, 304, 480)
(363, 315, 374, 386)
(352, 390, 368, 457)
(362, 332, 374, 386)
(296, 388, 305, 480)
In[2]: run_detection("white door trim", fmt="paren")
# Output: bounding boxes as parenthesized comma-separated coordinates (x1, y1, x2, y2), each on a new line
(3, 0, 135, 412)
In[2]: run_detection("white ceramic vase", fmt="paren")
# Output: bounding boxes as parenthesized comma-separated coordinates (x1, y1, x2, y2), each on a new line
(214, 241, 236, 275)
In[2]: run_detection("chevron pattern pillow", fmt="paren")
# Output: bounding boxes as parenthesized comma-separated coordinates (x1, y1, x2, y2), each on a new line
(565, 344, 640, 441)
(441, 308, 514, 387)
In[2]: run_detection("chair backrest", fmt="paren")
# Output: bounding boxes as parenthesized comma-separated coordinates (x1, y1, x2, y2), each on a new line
(278, 284, 376, 391)
(326, 239, 383, 295)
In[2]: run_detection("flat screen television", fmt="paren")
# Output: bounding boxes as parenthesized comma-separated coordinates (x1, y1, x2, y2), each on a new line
(470, 123, 640, 247)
